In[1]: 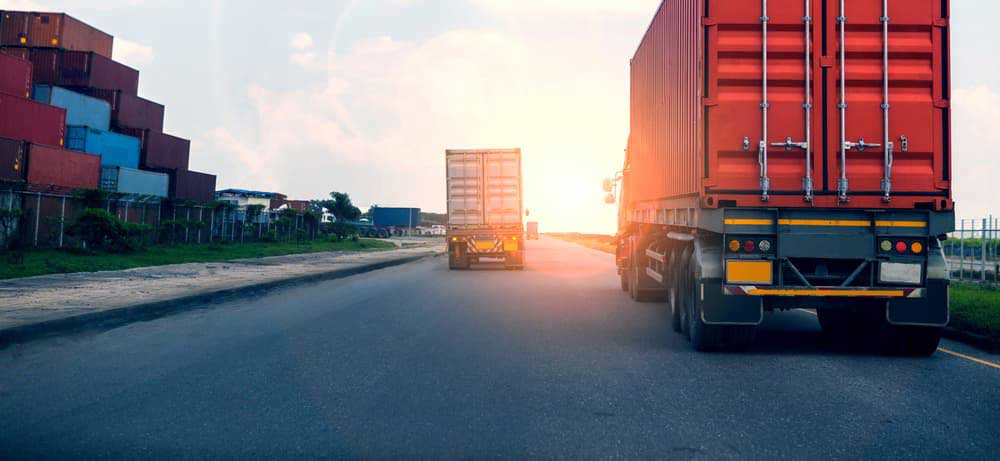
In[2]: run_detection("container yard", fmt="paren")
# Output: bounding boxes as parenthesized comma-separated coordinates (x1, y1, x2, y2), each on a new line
(613, 0, 953, 355)
(0, 7, 221, 251)
(32, 84, 111, 130)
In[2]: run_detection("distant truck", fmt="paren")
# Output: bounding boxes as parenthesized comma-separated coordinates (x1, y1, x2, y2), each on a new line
(526, 222, 539, 240)
(354, 207, 421, 238)
(446, 149, 525, 270)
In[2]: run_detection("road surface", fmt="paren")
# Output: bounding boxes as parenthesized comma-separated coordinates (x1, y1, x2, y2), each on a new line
(1, 238, 998, 458)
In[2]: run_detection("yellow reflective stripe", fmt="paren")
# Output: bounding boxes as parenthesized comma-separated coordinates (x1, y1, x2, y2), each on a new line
(747, 288, 906, 297)
(777, 219, 871, 227)
(724, 219, 774, 226)
(875, 220, 927, 228)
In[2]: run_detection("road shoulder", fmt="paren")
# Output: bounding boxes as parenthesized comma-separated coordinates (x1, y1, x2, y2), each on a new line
(0, 244, 445, 346)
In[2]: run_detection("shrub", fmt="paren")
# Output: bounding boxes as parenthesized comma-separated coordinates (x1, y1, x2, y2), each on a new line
(65, 208, 135, 253)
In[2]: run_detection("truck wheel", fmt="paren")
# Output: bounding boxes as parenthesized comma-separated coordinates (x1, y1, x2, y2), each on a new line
(889, 327, 942, 357)
(668, 283, 682, 333)
(377, 229, 390, 238)
(681, 257, 727, 351)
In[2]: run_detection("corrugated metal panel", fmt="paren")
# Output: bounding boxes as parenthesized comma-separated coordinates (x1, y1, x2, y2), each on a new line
(0, 46, 29, 60)
(372, 207, 421, 227)
(65, 125, 140, 168)
(114, 94, 164, 132)
(29, 49, 139, 95)
(624, 0, 952, 214)
(100, 166, 168, 197)
(445, 149, 522, 229)
(0, 136, 26, 182)
(172, 169, 216, 203)
(25, 12, 113, 58)
(628, 0, 700, 205)
(0, 92, 66, 146)
(0, 52, 31, 97)
(111, 127, 190, 170)
(26, 143, 99, 189)
(31, 85, 111, 130)
(0, 11, 29, 46)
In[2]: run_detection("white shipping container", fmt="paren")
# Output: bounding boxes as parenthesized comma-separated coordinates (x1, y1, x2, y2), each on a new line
(100, 166, 168, 198)
(446, 149, 522, 230)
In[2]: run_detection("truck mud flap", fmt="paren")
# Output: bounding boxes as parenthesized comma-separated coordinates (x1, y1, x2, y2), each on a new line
(701, 279, 763, 325)
(887, 280, 949, 327)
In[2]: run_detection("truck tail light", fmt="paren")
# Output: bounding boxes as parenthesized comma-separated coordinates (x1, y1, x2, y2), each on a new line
(743, 240, 756, 253)
(758, 239, 772, 253)
(911, 242, 924, 254)
(728, 240, 741, 252)
(895, 241, 907, 254)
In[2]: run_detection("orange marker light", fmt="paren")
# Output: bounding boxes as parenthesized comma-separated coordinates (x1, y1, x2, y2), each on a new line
(911, 242, 924, 254)
(728, 240, 741, 252)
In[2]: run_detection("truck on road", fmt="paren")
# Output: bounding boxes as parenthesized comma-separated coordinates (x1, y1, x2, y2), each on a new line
(612, 0, 953, 355)
(446, 149, 525, 270)
(354, 207, 422, 238)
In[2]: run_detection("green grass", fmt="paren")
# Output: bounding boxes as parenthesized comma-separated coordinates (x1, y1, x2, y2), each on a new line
(950, 283, 1000, 338)
(0, 239, 396, 280)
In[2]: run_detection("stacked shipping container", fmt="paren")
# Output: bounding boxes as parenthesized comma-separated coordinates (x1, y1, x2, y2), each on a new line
(0, 9, 217, 203)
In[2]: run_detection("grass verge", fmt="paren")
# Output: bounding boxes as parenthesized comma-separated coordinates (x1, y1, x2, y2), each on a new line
(950, 283, 1000, 338)
(546, 233, 615, 254)
(0, 239, 396, 281)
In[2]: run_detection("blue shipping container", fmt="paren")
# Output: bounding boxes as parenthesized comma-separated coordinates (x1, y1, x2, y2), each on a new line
(372, 207, 422, 227)
(31, 85, 112, 131)
(100, 166, 169, 197)
(65, 126, 140, 168)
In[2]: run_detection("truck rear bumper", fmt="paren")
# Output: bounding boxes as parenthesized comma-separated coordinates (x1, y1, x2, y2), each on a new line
(724, 286, 926, 298)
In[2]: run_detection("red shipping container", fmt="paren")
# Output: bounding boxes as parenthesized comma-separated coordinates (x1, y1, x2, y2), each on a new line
(0, 52, 32, 98)
(113, 127, 190, 171)
(26, 143, 100, 190)
(0, 136, 27, 182)
(29, 49, 139, 95)
(0, 92, 66, 147)
(0, 11, 29, 46)
(25, 12, 114, 58)
(0, 46, 29, 60)
(173, 169, 216, 203)
(625, 0, 951, 212)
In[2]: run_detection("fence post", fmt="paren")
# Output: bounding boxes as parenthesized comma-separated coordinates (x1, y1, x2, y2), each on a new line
(58, 196, 66, 248)
(186, 208, 191, 243)
(199, 208, 203, 244)
(209, 209, 215, 242)
(34, 193, 41, 247)
(983, 218, 989, 284)
(959, 219, 965, 280)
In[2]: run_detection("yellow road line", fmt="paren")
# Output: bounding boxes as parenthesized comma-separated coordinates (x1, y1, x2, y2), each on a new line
(798, 309, 1000, 370)
(938, 348, 1000, 370)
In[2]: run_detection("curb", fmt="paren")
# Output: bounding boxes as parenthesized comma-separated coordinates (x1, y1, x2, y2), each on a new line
(943, 326, 1000, 355)
(0, 251, 441, 348)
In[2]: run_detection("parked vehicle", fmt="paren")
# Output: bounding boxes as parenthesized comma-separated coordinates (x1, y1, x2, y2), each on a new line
(446, 148, 524, 270)
(612, 0, 952, 355)
(526, 222, 539, 240)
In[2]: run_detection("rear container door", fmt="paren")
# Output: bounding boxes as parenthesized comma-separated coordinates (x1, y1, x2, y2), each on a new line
(483, 150, 522, 228)
(446, 152, 484, 227)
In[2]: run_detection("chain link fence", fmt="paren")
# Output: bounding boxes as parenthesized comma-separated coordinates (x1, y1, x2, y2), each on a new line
(0, 188, 320, 251)
(945, 216, 999, 286)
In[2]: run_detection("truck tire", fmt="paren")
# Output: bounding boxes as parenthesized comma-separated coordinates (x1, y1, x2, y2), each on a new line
(620, 271, 630, 292)
(377, 229, 390, 238)
(681, 260, 724, 351)
(668, 249, 682, 333)
(888, 327, 942, 357)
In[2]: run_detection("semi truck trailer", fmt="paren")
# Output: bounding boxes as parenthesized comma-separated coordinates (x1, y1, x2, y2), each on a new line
(446, 148, 525, 270)
(613, 0, 953, 355)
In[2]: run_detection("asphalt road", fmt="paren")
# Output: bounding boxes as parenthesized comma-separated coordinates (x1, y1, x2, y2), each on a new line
(1, 238, 998, 458)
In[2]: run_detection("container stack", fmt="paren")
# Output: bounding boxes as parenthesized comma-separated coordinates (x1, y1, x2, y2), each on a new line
(0, 10, 216, 202)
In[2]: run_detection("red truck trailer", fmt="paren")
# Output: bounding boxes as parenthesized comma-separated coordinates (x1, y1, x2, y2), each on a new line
(614, 0, 953, 355)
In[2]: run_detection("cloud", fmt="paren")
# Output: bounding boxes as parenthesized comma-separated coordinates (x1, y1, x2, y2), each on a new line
(952, 84, 1000, 220)
(290, 32, 318, 67)
(112, 37, 154, 68)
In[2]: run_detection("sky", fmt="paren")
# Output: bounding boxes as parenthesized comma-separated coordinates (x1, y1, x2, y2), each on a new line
(1, 0, 997, 234)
